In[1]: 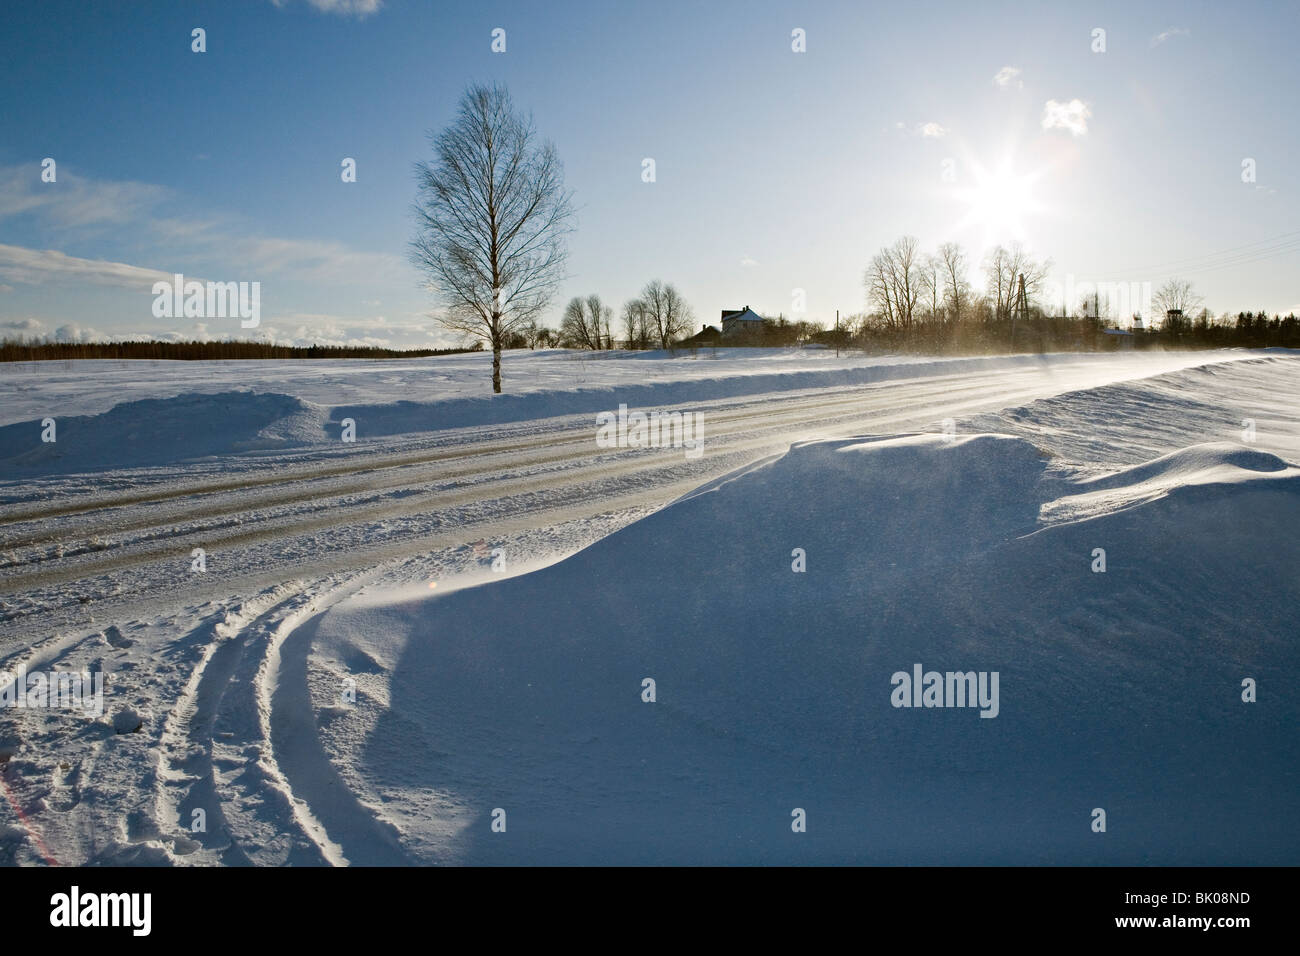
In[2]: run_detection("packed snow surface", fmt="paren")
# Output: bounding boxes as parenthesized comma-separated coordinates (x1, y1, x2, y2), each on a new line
(1, 347, 1296, 864)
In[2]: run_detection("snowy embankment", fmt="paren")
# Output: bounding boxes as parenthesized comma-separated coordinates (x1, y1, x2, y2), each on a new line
(305, 438, 1298, 865)
(301, 364, 1299, 865)
(1, 350, 1297, 866)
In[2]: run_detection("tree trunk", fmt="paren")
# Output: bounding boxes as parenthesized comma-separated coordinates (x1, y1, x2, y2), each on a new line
(492, 345, 502, 393)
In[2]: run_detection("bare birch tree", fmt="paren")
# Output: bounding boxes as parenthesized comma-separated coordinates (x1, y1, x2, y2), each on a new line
(640, 280, 694, 349)
(410, 83, 574, 393)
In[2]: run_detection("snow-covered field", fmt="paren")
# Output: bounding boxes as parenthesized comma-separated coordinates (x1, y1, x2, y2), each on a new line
(1, 347, 1297, 865)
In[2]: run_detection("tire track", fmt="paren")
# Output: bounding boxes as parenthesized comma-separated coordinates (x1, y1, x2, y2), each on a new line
(154, 584, 328, 865)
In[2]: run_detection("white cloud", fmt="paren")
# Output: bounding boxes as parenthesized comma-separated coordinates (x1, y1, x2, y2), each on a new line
(1041, 99, 1092, 136)
(0, 165, 420, 346)
(0, 165, 169, 230)
(53, 323, 110, 344)
(1, 318, 45, 332)
(739, 256, 758, 268)
(0, 164, 408, 287)
(270, 0, 383, 17)
(0, 243, 187, 290)
(1151, 26, 1189, 47)
(993, 66, 1023, 89)
(226, 236, 406, 283)
(894, 121, 948, 138)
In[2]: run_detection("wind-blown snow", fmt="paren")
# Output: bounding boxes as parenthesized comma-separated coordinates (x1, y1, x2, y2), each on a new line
(309, 432, 1299, 864)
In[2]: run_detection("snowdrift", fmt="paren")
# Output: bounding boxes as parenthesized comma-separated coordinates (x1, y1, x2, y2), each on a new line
(315, 433, 1300, 864)
(0, 391, 327, 476)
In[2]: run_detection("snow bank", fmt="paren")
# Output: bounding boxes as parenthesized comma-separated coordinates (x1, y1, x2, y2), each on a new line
(0, 391, 327, 476)
(314, 432, 1300, 864)
(0, 350, 1265, 476)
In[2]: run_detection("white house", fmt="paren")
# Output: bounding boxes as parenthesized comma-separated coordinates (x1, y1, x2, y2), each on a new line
(720, 306, 764, 339)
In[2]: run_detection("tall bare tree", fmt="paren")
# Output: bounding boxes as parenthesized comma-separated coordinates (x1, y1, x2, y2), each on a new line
(410, 83, 574, 392)
(620, 298, 652, 349)
(1151, 278, 1202, 331)
(864, 236, 922, 331)
(520, 318, 545, 349)
(921, 253, 943, 323)
(865, 250, 897, 329)
(983, 241, 1051, 321)
(937, 242, 971, 325)
(559, 294, 611, 350)
(640, 280, 694, 349)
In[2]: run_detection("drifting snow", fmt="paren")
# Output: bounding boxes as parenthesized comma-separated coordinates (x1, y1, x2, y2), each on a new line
(309, 431, 1299, 864)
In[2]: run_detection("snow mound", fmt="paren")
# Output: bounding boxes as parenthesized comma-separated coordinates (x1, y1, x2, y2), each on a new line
(317, 432, 1300, 864)
(1077, 442, 1291, 490)
(1046, 443, 1300, 523)
(0, 391, 329, 476)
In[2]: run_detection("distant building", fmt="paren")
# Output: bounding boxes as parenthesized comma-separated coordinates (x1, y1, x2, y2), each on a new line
(720, 306, 764, 339)
(682, 324, 721, 346)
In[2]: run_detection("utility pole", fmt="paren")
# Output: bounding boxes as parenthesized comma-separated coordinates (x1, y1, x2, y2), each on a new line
(835, 310, 840, 357)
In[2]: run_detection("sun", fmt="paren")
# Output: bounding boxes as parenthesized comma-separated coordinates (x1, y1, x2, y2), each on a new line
(937, 128, 1063, 251)
(950, 158, 1043, 244)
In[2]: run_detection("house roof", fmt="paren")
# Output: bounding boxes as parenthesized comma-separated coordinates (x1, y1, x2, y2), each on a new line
(721, 307, 763, 323)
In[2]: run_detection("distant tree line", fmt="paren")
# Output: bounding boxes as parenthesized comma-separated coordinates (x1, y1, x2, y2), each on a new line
(0, 340, 483, 363)
(840, 235, 1300, 353)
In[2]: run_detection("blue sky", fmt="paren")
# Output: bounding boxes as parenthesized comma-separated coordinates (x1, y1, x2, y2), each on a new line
(1, 0, 1296, 346)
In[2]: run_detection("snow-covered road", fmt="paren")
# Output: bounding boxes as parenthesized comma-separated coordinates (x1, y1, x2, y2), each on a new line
(0, 350, 1263, 640)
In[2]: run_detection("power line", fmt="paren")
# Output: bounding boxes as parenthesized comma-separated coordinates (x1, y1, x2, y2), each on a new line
(1166, 239, 1300, 278)
(1100, 229, 1300, 279)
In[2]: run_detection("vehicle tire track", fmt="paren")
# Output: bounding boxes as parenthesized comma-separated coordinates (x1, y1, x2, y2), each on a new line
(155, 584, 327, 865)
